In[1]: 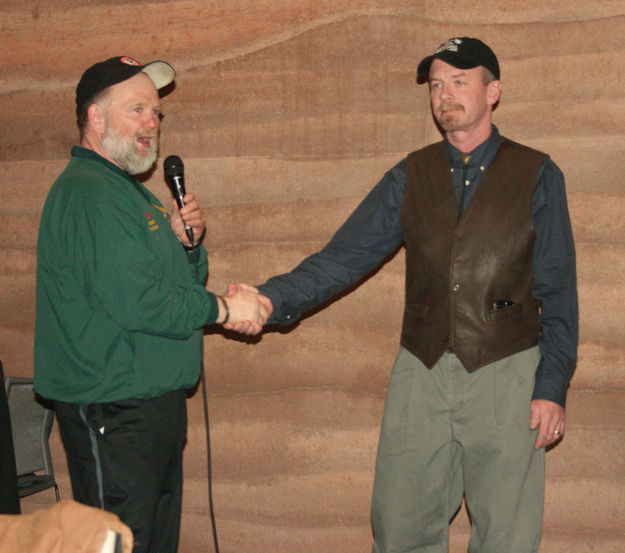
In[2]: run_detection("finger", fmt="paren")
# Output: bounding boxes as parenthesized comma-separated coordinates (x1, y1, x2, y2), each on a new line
(224, 320, 250, 333)
(182, 211, 203, 229)
(235, 320, 256, 335)
(237, 283, 259, 293)
(241, 321, 256, 334)
(179, 193, 197, 211)
(249, 322, 263, 335)
(529, 409, 540, 431)
(533, 433, 543, 450)
(534, 422, 549, 449)
(536, 421, 561, 449)
(553, 423, 564, 440)
(226, 284, 241, 296)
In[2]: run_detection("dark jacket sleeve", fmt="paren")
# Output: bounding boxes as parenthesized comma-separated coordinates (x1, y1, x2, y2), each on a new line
(258, 159, 407, 325)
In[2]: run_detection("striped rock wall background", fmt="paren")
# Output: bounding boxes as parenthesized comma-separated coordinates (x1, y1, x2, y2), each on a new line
(1, 1, 624, 551)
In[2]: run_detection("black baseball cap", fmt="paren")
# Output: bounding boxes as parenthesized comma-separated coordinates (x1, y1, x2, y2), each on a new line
(416, 37, 500, 83)
(76, 56, 175, 119)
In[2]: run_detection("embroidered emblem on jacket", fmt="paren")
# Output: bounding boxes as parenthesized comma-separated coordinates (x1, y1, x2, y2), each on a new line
(145, 211, 159, 232)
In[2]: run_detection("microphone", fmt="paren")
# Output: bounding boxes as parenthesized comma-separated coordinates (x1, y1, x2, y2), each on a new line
(164, 155, 194, 245)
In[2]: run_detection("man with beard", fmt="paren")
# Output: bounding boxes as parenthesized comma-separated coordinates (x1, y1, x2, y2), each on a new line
(245, 38, 578, 552)
(34, 56, 271, 553)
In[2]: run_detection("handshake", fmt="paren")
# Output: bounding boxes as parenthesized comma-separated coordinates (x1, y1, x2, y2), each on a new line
(217, 283, 273, 335)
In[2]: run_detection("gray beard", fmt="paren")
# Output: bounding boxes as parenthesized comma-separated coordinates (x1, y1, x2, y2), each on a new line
(101, 125, 159, 176)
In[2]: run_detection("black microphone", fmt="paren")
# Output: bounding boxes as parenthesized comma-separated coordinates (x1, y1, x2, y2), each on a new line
(164, 155, 194, 245)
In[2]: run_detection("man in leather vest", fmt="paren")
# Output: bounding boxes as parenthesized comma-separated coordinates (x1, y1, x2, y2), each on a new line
(240, 37, 578, 553)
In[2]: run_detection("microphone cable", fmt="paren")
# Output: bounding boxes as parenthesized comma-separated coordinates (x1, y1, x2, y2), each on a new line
(200, 362, 220, 553)
(186, 240, 219, 552)
(195, 247, 220, 553)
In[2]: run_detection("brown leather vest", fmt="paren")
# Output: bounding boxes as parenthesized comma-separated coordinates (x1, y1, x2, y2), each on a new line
(400, 138, 547, 372)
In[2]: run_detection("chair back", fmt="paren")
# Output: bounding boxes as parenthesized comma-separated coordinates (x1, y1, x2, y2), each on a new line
(4, 377, 59, 500)
(4, 378, 53, 475)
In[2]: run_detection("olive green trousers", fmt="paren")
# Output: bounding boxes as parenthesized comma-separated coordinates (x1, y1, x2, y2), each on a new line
(371, 347, 545, 553)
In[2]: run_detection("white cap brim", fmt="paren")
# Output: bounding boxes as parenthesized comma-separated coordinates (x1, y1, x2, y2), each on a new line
(141, 61, 175, 90)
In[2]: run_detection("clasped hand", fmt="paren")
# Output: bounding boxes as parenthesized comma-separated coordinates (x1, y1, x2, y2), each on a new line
(220, 283, 273, 336)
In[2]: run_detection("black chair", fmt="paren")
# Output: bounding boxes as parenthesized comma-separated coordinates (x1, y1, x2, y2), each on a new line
(0, 360, 20, 513)
(4, 377, 60, 502)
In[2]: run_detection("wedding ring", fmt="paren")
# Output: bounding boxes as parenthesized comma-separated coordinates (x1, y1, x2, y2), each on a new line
(554, 429, 560, 435)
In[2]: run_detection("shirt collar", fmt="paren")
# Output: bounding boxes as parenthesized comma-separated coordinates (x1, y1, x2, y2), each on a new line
(70, 146, 137, 185)
(443, 125, 504, 169)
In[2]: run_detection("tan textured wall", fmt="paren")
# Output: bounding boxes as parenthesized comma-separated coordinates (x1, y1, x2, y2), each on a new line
(1, 1, 624, 552)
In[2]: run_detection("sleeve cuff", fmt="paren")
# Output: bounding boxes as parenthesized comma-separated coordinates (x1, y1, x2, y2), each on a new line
(532, 376, 569, 407)
(204, 292, 220, 326)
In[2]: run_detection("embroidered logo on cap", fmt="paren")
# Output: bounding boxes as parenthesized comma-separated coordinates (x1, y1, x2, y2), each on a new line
(435, 38, 462, 54)
(120, 56, 142, 67)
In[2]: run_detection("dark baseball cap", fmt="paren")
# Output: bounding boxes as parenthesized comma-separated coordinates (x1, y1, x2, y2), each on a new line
(416, 37, 500, 82)
(76, 56, 175, 119)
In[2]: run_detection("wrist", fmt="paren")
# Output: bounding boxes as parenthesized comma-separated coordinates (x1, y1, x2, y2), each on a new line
(218, 295, 230, 325)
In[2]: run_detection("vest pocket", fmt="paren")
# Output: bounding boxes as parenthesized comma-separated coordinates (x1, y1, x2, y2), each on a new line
(486, 301, 525, 322)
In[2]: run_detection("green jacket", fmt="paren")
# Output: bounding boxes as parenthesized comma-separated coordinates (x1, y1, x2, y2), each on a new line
(34, 147, 218, 403)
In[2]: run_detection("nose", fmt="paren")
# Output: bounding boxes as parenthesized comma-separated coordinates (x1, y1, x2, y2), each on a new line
(439, 82, 454, 101)
(144, 110, 160, 130)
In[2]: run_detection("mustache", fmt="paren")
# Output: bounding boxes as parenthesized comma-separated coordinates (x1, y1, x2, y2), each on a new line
(439, 102, 464, 112)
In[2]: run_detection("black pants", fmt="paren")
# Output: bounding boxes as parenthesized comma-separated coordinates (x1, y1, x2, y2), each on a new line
(0, 361, 20, 514)
(55, 389, 187, 553)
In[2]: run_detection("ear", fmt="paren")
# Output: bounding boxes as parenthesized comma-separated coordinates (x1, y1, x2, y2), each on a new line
(486, 80, 501, 106)
(87, 103, 106, 135)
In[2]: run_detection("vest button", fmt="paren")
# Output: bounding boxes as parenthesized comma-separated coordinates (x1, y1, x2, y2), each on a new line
(453, 283, 460, 292)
